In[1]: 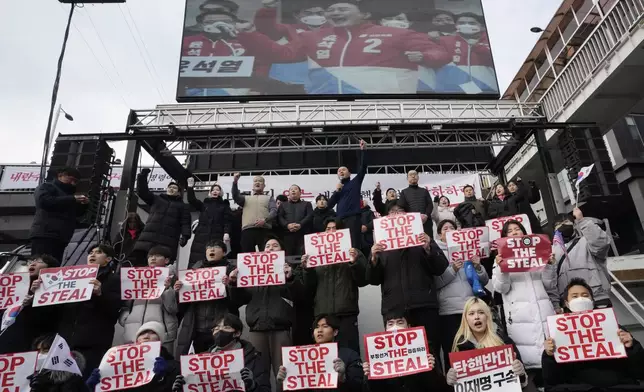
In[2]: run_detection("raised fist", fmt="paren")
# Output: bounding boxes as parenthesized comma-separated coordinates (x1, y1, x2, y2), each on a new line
(233, 172, 241, 182)
(140, 168, 151, 177)
(187, 177, 195, 188)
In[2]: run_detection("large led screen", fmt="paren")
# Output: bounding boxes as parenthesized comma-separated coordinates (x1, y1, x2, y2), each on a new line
(177, 0, 499, 101)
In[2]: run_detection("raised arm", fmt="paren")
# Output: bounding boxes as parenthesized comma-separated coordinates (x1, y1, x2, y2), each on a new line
(231, 174, 246, 207)
(181, 203, 192, 239)
(186, 182, 204, 211)
(355, 141, 368, 182)
(575, 210, 610, 260)
(236, 29, 307, 63)
(372, 185, 386, 216)
(253, 6, 292, 41)
(136, 170, 155, 206)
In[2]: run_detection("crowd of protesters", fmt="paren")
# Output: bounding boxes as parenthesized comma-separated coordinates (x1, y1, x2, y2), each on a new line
(1, 139, 643, 392)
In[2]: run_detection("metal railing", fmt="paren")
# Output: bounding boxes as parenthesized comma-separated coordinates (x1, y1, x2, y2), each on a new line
(541, 0, 644, 120)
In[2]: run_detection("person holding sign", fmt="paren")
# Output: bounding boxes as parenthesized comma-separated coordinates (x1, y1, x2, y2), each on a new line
(278, 184, 314, 256)
(27, 333, 86, 391)
(367, 204, 449, 364)
(492, 220, 557, 388)
(542, 278, 644, 389)
(446, 298, 528, 388)
(301, 218, 368, 353)
(120, 246, 178, 355)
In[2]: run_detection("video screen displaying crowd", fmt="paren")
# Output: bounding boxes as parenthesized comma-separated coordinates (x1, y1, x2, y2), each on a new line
(1, 140, 643, 392)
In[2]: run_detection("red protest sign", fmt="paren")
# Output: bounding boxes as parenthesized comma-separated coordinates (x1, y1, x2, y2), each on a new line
(486, 214, 532, 249)
(121, 267, 169, 300)
(180, 349, 246, 392)
(498, 235, 552, 273)
(373, 213, 424, 251)
(446, 227, 490, 263)
(237, 251, 286, 288)
(282, 343, 338, 390)
(0, 351, 38, 391)
(364, 327, 431, 380)
(449, 345, 520, 392)
(304, 229, 352, 268)
(98, 341, 160, 391)
(178, 267, 227, 303)
(33, 265, 99, 307)
(0, 272, 30, 310)
(547, 308, 627, 363)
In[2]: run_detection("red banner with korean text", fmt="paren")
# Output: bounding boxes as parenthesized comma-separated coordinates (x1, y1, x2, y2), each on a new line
(498, 235, 551, 273)
(449, 345, 520, 392)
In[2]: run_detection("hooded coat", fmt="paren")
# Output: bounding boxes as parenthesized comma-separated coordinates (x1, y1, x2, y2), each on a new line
(29, 351, 86, 392)
(29, 179, 85, 243)
(113, 216, 145, 260)
(187, 187, 233, 267)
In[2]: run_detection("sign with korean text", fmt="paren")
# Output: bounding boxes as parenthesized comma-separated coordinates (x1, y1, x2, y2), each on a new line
(180, 349, 246, 392)
(450, 345, 520, 392)
(282, 343, 338, 390)
(446, 227, 490, 263)
(237, 251, 285, 288)
(98, 341, 160, 391)
(33, 265, 99, 307)
(486, 215, 532, 249)
(0, 351, 37, 391)
(304, 229, 352, 268)
(179, 56, 255, 78)
(178, 267, 227, 303)
(498, 235, 552, 273)
(547, 308, 626, 363)
(373, 213, 424, 251)
(121, 267, 169, 300)
(0, 272, 30, 310)
(364, 327, 431, 379)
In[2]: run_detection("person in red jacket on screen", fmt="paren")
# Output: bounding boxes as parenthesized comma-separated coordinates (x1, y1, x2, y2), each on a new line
(235, 2, 451, 95)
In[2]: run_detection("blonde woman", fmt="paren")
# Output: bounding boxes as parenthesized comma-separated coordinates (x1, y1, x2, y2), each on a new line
(446, 298, 528, 388)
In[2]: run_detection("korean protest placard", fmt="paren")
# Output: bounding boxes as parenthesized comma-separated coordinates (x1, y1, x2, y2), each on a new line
(180, 349, 246, 392)
(373, 213, 424, 251)
(33, 265, 99, 307)
(178, 267, 227, 303)
(237, 251, 285, 288)
(498, 235, 552, 273)
(97, 341, 160, 391)
(449, 345, 520, 392)
(0, 351, 37, 391)
(0, 273, 30, 309)
(446, 227, 490, 263)
(121, 267, 169, 300)
(304, 229, 352, 268)
(364, 327, 431, 379)
(486, 214, 532, 249)
(547, 308, 626, 363)
(281, 343, 338, 390)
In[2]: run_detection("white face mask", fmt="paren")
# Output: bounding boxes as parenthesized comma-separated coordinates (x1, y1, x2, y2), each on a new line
(204, 24, 222, 33)
(382, 20, 410, 29)
(300, 15, 326, 26)
(457, 24, 481, 35)
(567, 297, 594, 313)
(36, 353, 47, 370)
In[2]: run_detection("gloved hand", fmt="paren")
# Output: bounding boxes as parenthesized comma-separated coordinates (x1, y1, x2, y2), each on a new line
(187, 177, 195, 188)
(140, 168, 151, 177)
(446, 368, 457, 386)
(240, 367, 256, 391)
(464, 261, 485, 297)
(172, 375, 186, 392)
(28, 372, 40, 389)
(179, 236, 188, 247)
(153, 356, 167, 376)
(433, 196, 440, 203)
(512, 359, 525, 376)
(86, 369, 101, 390)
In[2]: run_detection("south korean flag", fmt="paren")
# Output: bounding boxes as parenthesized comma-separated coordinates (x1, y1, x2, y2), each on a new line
(41, 334, 82, 376)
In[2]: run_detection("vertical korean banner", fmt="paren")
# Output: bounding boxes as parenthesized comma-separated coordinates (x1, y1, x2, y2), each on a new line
(33, 265, 99, 307)
(485, 215, 531, 249)
(237, 251, 285, 287)
(364, 327, 431, 379)
(304, 229, 352, 267)
(0, 352, 38, 391)
(446, 227, 490, 262)
(121, 267, 170, 300)
(547, 308, 626, 363)
(0, 272, 30, 309)
(178, 267, 227, 303)
(282, 343, 338, 390)
(373, 213, 424, 251)
(449, 345, 520, 392)
(497, 235, 552, 273)
(180, 349, 246, 391)
(97, 341, 161, 391)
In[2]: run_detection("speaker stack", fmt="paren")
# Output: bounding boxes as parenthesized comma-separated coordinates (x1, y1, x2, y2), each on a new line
(48, 139, 114, 225)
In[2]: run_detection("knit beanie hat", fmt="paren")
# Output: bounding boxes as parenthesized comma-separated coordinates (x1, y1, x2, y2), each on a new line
(136, 321, 166, 343)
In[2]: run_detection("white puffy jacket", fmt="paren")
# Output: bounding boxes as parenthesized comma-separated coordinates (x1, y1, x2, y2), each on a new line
(492, 263, 558, 369)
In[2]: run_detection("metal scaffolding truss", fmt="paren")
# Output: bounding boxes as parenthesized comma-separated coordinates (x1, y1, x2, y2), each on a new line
(127, 100, 545, 132)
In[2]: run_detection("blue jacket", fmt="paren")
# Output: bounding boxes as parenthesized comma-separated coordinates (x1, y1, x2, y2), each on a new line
(328, 151, 367, 218)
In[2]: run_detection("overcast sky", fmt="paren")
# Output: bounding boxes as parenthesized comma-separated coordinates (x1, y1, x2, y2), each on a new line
(0, 0, 560, 165)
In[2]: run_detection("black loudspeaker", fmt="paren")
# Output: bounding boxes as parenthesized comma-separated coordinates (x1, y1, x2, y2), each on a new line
(558, 127, 620, 203)
(48, 140, 114, 225)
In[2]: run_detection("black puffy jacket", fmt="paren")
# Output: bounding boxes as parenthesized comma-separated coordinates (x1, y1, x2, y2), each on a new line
(367, 242, 449, 314)
(312, 207, 336, 233)
(398, 184, 434, 233)
(187, 188, 232, 267)
(208, 340, 271, 392)
(29, 180, 85, 242)
(133, 173, 191, 258)
(511, 180, 542, 233)
(486, 195, 519, 220)
(454, 197, 487, 228)
(360, 205, 374, 249)
(372, 188, 398, 216)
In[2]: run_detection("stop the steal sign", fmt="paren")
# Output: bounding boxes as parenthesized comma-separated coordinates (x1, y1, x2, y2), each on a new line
(364, 327, 431, 379)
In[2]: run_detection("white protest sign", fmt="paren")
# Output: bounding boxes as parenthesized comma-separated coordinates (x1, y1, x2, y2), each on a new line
(450, 345, 520, 392)
(0, 273, 30, 310)
(121, 267, 169, 300)
(180, 349, 246, 392)
(97, 341, 160, 391)
(304, 229, 352, 268)
(373, 213, 424, 251)
(282, 343, 338, 390)
(446, 227, 490, 263)
(0, 351, 38, 391)
(33, 265, 98, 307)
(178, 267, 227, 303)
(364, 327, 431, 379)
(486, 214, 532, 248)
(237, 251, 285, 288)
(547, 308, 626, 363)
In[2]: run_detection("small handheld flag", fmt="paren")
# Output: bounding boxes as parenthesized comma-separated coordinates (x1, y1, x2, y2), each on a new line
(41, 334, 83, 376)
(574, 164, 595, 206)
(0, 305, 21, 333)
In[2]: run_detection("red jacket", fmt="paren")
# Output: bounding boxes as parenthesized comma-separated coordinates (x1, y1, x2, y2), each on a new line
(438, 33, 494, 67)
(182, 33, 270, 76)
